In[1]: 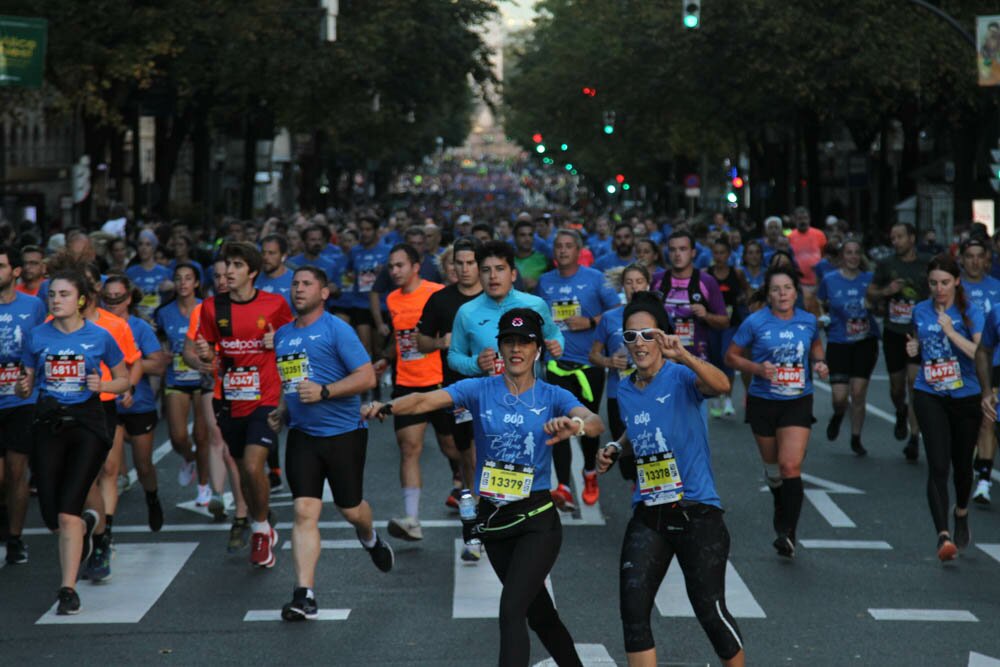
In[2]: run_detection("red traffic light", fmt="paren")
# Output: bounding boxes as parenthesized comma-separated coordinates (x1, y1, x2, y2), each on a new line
(731, 176, 745, 188)
(532, 133, 543, 144)
(582, 87, 597, 97)
(615, 173, 625, 184)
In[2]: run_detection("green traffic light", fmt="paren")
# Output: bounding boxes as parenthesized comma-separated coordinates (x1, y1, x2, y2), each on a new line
(603, 125, 614, 135)
(683, 15, 699, 28)
(606, 184, 617, 194)
(623, 183, 631, 191)
(565, 163, 573, 171)
(560, 143, 569, 151)
(536, 144, 546, 154)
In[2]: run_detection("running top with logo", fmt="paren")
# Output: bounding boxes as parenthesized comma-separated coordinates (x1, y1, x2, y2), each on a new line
(980, 308, 1000, 372)
(155, 299, 202, 388)
(872, 254, 930, 334)
(654, 269, 727, 360)
(537, 266, 620, 365)
(118, 315, 159, 415)
(387, 280, 444, 387)
(912, 300, 984, 399)
(0, 292, 47, 409)
(288, 253, 339, 283)
(963, 275, 1000, 316)
(817, 270, 880, 344)
(126, 263, 173, 321)
(346, 244, 390, 310)
(197, 290, 293, 416)
(23, 320, 124, 405)
(788, 226, 827, 286)
(617, 361, 720, 509)
(732, 307, 819, 400)
(448, 289, 564, 378)
(89, 309, 142, 402)
(444, 376, 581, 500)
(274, 312, 370, 437)
(255, 270, 294, 310)
(417, 284, 481, 386)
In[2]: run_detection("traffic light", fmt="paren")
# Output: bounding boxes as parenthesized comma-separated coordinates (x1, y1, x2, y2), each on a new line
(603, 111, 616, 135)
(606, 183, 618, 194)
(615, 173, 625, 184)
(565, 163, 574, 171)
(536, 144, 546, 154)
(582, 87, 597, 97)
(682, 0, 700, 29)
(622, 183, 631, 191)
(532, 133, 543, 144)
(731, 176, 745, 189)
(560, 143, 569, 151)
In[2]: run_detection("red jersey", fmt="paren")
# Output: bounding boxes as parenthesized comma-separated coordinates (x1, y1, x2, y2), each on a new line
(198, 290, 293, 416)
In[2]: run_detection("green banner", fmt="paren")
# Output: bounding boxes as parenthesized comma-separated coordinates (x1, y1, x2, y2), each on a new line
(0, 15, 47, 89)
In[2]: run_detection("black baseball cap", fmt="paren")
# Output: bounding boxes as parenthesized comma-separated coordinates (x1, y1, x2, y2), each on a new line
(497, 308, 543, 343)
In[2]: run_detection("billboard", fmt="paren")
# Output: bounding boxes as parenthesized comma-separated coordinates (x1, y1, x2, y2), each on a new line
(0, 15, 46, 89)
(978, 15, 1000, 87)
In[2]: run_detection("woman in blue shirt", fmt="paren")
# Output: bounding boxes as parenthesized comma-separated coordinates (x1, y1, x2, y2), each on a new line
(363, 308, 604, 667)
(17, 270, 129, 616)
(595, 292, 745, 667)
(905, 254, 983, 562)
(726, 267, 828, 558)
(817, 238, 879, 456)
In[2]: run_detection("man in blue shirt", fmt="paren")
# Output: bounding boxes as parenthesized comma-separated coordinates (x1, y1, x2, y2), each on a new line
(256, 235, 296, 310)
(594, 223, 636, 272)
(287, 225, 340, 282)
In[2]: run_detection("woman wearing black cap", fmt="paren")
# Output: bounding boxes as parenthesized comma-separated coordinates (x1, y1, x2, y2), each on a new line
(362, 307, 604, 667)
(595, 292, 744, 667)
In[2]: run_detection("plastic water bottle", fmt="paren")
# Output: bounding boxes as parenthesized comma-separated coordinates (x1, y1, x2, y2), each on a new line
(458, 489, 481, 545)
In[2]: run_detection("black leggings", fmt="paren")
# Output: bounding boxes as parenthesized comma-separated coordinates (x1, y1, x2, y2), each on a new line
(35, 424, 109, 531)
(548, 365, 605, 482)
(619, 504, 742, 660)
(481, 503, 581, 667)
(913, 391, 980, 533)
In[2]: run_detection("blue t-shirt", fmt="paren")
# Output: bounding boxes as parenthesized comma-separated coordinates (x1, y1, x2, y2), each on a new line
(813, 258, 835, 285)
(617, 362, 720, 509)
(23, 320, 125, 404)
(288, 253, 339, 283)
(537, 266, 620, 365)
(587, 235, 612, 259)
(594, 306, 631, 405)
(274, 312, 371, 437)
(593, 253, 633, 272)
(444, 376, 582, 497)
(119, 315, 159, 415)
(744, 267, 765, 291)
(817, 270, 879, 344)
(126, 264, 173, 320)
(963, 275, 1000, 316)
(0, 292, 47, 409)
(732, 307, 819, 400)
(347, 244, 390, 310)
(981, 308, 1000, 368)
(912, 300, 984, 399)
(155, 299, 202, 387)
(256, 269, 294, 310)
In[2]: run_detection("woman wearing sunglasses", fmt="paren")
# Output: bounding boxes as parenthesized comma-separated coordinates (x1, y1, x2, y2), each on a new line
(362, 307, 604, 667)
(596, 292, 744, 667)
(725, 266, 828, 558)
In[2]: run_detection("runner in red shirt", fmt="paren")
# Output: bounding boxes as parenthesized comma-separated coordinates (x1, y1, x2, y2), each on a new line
(196, 243, 293, 568)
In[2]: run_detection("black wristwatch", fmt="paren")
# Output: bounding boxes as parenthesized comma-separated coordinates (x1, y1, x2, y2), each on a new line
(588, 316, 597, 329)
(320, 384, 331, 400)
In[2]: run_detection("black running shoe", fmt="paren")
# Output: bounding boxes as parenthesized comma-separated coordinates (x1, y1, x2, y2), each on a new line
(360, 531, 394, 573)
(850, 435, 867, 457)
(56, 587, 80, 615)
(773, 534, 795, 559)
(826, 413, 844, 441)
(81, 510, 98, 566)
(953, 510, 971, 550)
(5, 537, 28, 564)
(894, 410, 908, 441)
(147, 496, 164, 532)
(281, 588, 318, 621)
(903, 436, 919, 462)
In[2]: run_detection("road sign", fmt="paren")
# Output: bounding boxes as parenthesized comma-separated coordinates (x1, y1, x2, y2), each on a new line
(684, 187, 701, 198)
(683, 173, 700, 188)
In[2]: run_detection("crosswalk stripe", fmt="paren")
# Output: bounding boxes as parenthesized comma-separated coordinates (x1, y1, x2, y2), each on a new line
(281, 539, 360, 550)
(800, 539, 892, 550)
(655, 560, 765, 619)
(969, 651, 1000, 666)
(176, 492, 234, 518)
(532, 643, 615, 666)
(804, 489, 856, 528)
(452, 538, 554, 619)
(976, 543, 1000, 564)
(868, 608, 978, 622)
(36, 542, 198, 624)
(244, 609, 350, 622)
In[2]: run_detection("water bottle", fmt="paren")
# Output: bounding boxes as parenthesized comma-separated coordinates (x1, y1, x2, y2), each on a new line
(458, 489, 481, 545)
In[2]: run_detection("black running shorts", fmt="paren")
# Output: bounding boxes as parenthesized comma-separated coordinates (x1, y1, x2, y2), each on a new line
(286, 428, 367, 508)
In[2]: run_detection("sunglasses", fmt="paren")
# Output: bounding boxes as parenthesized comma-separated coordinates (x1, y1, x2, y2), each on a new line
(623, 328, 657, 344)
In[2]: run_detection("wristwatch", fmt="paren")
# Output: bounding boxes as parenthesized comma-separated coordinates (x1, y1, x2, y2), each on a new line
(571, 416, 586, 437)
(320, 384, 331, 400)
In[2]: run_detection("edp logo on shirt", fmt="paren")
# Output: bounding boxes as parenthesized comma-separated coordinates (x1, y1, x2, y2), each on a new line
(503, 413, 525, 425)
(634, 411, 651, 426)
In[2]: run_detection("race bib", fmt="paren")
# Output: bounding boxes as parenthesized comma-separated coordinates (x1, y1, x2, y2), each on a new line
(888, 299, 914, 325)
(341, 273, 355, 290)
(398, 329, 424, 362)
(140, 292, 160, 312)
(223, 366, 261, 401)
(45, 354, 86, 394)
(479, 459, 533, 502)
(277, 353, 310, 395)
(172, 355, 200, 383)
(358, 270, 377, 293)
(454, 406, 473, 424)
(675, 317, 694, 347)
(772, 363, 805, 396)
(636, 452, 684, 506)
(0, 362, 19, 396)
(846, 318, 870, 341)
(552, 299, 581, 330)
(493, 354, 505, 376)
(924, 357, 963, 392)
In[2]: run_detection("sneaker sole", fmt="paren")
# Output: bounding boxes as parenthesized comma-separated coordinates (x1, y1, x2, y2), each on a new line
(938, 542, 958, 561)
(252, 553, 276, 568)
(56, 608, 81, 616)
(386, 522, 423, 542)
(281, 605, 316, 621)
(773, 537, 795, 558)
(973, 494, 991, 506)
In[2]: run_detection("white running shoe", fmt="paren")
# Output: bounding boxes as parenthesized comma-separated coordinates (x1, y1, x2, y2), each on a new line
(387, 516, 423, 541)
(973, 479, 992, 505)
(723, 397, 735, 416)
(195, 484, 212, 506)
(177, 460, 197, 487)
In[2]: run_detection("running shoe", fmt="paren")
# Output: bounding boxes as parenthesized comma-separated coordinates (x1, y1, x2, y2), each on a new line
(893, 410, 909, 441)
(773, 533, 795, 559)
(116, 473, 131, 495)
(177, 460, 196, 487)
(208, 493, 227, 521)
(953, 510, 971, 550)
(826, 413, 844, 441)
(268, 468, 283, 490)
(80, 509, 98, 566)
(195, 484, 212, 507)
(360, 532, 394, 572)
(461, 544, 482, 563)
(937, 534, 957, 561)
(227, 517, 249, 553)
(723, 397, 735, 416)
(88, 535, 112, 582)
(387, 516, 423, 542)
(850, 435, 867, 457)
(903, 436, 919, 462)
(147, 495, 164, 532)
(250, 529, 276, 568)
(445, 488, 462, 509)
(581, 470, 600, 506)
(550, 484, 577, 512)
(5, 537, 28, 565)
(973, 479, 992, 505)
(281, 587, 318, 621)
(56, 587, 81, 616)
(709, 406, 723, 419)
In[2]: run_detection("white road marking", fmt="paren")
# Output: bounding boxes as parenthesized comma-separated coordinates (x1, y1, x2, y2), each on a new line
(452, 539, 554, 619)
(37, 542, 198, 624)
(550, 437, 606, 526)
(868, 608, 978, 622)
(800, 539, 892, 550)
(533, 644, 616, 666)
(176, 492, 234, 518)
(281, 539, 360, 550)
(243, 609, 350, 622)
(655, 560, 765, 619)
(800, 473, 863, 495)
(804, 489, 856, 528)
(975, 543, 1000, 564)
(969, 651, 1000, 666)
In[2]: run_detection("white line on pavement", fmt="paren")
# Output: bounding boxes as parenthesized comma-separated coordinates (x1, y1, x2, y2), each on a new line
(804, 489, 856, 528)
(452, 538, 553, 619)
(799, 539, 892, 550)
(976, 543, 1000, 565)
(244, 609, 350, 622)
(868, 608, 978, 622)
(281, 539, 360, 550)
(969, 651, 1000, 667)
(655, 560, 765, 619)
(533, 644, 616, 666)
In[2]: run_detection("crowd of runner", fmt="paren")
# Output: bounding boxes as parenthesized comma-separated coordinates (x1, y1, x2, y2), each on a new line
(3, 163, 1000, 665)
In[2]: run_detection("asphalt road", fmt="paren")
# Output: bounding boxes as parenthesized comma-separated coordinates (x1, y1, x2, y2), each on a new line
(3, 356, 1000, 666)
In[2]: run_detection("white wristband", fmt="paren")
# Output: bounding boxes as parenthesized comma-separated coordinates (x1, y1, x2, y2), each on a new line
(571, 416, 586, 437)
